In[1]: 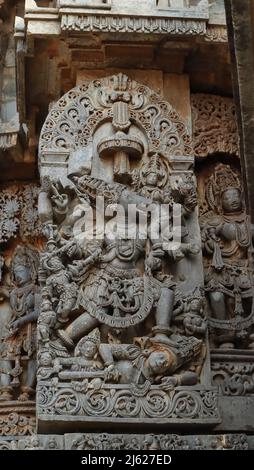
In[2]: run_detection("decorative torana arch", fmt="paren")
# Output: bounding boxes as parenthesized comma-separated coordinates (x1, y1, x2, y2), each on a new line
(39, 73, 193, 168)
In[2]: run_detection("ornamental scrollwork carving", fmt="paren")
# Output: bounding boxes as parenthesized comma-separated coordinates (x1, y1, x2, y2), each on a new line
(191, 94, 239, 158)
(0, 185, 42, 243)
(0, 412, 35, 436)
(37, 382, 219, 424)
(212, 361, 254, 396)
(39, 73, 192, 164)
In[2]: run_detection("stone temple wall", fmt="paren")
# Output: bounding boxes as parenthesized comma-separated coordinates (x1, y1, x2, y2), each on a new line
(0, 0, 254, 451)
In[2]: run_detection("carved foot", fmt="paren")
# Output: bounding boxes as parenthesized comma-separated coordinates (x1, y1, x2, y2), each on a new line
(50, 336, 70, 357)
(18, 386, 35, 402)
(151, 326, 175, 346)
(0, 386, 13, 401)
(57, 330, 75, 349)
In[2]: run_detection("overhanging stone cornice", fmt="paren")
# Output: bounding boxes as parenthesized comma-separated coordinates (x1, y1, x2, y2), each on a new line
(23, 0, 227, 41)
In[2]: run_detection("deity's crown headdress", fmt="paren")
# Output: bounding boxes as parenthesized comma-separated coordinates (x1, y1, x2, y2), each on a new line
(84, 328, 100, 345)
(74, 328, 101, 357)
(11, 245, 39, 282)
(143, 153, 162, 174)
(206, 163, 241, 211)
(132, 152, 170, 190)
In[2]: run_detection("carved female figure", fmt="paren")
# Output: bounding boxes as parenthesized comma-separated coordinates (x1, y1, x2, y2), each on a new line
(0, 246, 40, 401)
(201, 164, 253, 347)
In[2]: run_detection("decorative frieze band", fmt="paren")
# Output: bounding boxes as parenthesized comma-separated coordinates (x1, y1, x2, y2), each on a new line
(204, 25, 228, 43)
(0, 432, 251, 450)
(60, 14, 207, 35)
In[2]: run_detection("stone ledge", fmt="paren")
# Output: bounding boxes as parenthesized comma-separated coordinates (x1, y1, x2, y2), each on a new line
(0, 432, 253, 450)
(37, 383, 220, 433)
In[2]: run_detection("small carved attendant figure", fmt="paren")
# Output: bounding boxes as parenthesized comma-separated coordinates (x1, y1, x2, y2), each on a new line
(73, 328, 102, 372)
(37, 294, 56, 345)
(25, 436, 42, 450)
(201, 164, 253, 348)
(47, 437, 59, 450)
(132, 153, 172, 204)
(183, 291, 207, 337)
(37, 351, 60, 381)
(41, 239, 78, 325)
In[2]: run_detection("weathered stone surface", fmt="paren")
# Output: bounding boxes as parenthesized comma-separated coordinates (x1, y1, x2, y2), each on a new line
(0, 403, 36, 436)
(211, 349, 254, 396)
(0, 432, 252, 450)
(22, 0, 228, 43)
(0, 181, 42, 435)
(36, 72, 216, 433)
(191, 94, 239, 158)
(0, 0, 253, 451)
(164, 74, 191, 129)
(0, 184, 41, 243)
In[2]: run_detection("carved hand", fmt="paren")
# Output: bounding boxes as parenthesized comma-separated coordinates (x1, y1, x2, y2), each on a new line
(160, 376, 178, 391)
(182, 243, 201, 255)
(104, 364, 121, 383)
(145, 252, 162, 274)
(10, 318, 24, 331)
(51, 192, 68, 211)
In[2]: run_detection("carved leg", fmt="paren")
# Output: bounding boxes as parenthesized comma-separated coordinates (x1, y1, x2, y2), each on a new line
(209, 291, 235, 348)
(209, 291, 227, 320)
(58, 312, 99, 348)
(0, 360, 13, 401)
(19, 359, 36, 401)
(153, 288, 174, 343)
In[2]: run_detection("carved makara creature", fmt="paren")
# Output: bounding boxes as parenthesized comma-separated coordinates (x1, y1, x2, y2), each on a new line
(0, 246, 40, 401)
(200, 163, 254, 348)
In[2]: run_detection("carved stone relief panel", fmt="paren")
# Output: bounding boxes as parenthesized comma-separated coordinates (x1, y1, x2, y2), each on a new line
(65, 432, 249, 450)
(198, 162, 254, 350)
(0, 183, 42, 435)
(211, 349, 254, 396)
(0, 184, 42, 243)
(0, 432, 250, 450)
(0, 244, 40, 435)
(37, 73, 219, 432)
(0, 434, 64, 450)
(191, 94, 239, 158)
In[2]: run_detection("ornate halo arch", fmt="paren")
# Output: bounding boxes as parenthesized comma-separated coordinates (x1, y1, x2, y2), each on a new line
(39, 73, 193, 174)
